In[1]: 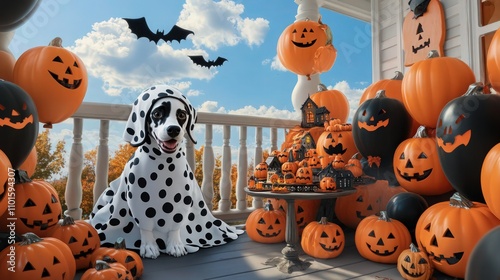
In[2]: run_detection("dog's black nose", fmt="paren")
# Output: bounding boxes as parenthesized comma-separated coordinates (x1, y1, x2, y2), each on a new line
(167, 125, 181, 137)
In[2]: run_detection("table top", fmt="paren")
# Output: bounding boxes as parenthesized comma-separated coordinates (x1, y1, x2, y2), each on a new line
(244, 187, 356, 200)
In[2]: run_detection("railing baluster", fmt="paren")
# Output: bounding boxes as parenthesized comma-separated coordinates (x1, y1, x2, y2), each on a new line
(185, 137, 195, 173)
(253, 127, 264, 209)
(271, 128, 278, 152)
(218, 125, 231, 212)
(65, 118, 83, 220)
(201, 124, 214, 210)
(94, 120, 109, 205)
(236, 126, 248, 211)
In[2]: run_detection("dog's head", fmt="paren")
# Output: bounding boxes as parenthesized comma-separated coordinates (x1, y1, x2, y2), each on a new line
(124, 85, 197, 151)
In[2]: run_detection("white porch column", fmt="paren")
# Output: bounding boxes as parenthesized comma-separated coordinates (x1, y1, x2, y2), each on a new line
(236, 126, 248, 210)
(253, 127, 264, 209)
(291, 0, 325, 112)
(65, 118, 83, 220)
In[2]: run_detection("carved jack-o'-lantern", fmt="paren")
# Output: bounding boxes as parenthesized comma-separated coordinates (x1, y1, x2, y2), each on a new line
(282, 172, 296, 184)
(281, 161, 298, 175)
(91, 238, 143, 279)
(397, 243, 433, 280)
(355, 211, 412, 264)
(254, 162, 268, 180)
(402, 0, 446, 66)
(81, 260, 132, 280)
(301, 217, 345, 259)
(394, 126, 452, 196)
(0, 232, 76, 280)
(353, 90, 411, 160)
(271, 199, 321, 234)
(13, 37, 88, 128)
(316, 120, 357, 163)
(320, 176, 336, 191)
(51, 215, 101, 270)
(277, 19, 337, 79)
(295, 164, 313, 184)
(245, 200, 286, 243)
(415, 192, 500, 278)
(0, 80, 38, 169)
(277, 150, 289, 164)
(436, 83, 500, 203)
(0, 171, 62, 237)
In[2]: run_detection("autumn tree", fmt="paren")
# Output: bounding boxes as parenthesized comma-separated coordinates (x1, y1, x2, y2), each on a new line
(32, 128, 66, 180)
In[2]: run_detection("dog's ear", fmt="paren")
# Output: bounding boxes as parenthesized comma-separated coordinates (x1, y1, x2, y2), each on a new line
(124, 88, 153, 147)
(185, 106, 197, 144)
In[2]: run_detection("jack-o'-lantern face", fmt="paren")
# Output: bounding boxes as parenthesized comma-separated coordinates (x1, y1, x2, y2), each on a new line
(295, 166, 313, 184)
(254, 162, 268, 180)
(357, 107, 389, 132)
(0, 101, 34, 129)
(46, 50, 85, 91)
(308, 155, 322, 168)
(436, 115, 471, 153)
(246, 201, 286, 243)
(402, 0, 445, 66)
(277, 151, 289, 164)
(318, 227, 344, 253)
(419, 222, 464, 267)
(289, 21, 326, 49)
(320, 176, 336, 191)
(397, 244, 433, 280)
(281, 161, 298, 175)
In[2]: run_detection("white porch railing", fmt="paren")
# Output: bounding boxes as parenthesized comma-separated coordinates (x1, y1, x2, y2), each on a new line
(63, 102, 300, 222)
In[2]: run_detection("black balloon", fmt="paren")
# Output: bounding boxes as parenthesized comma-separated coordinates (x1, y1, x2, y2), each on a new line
(386, 192, 428, 233)
(0, 0, 41, 31)
(436, 83, 500, 203)
(466, 226, 500, 280)
(0, 80, 39, 168)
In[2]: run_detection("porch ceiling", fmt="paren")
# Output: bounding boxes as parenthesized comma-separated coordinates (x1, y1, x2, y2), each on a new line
(322, 0, 371, 22)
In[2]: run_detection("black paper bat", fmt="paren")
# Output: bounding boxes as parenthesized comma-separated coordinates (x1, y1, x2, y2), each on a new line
(189, 55, 227, 68)
(123, 17, 194, 44)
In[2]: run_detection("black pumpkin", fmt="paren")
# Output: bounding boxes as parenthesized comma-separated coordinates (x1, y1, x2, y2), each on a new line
(436, 83, 500, 203)
(0, 0, 41, 31)
(0, 80, 39, 168)
(466, 226, 500, 280)
(353, 90, 411, 161)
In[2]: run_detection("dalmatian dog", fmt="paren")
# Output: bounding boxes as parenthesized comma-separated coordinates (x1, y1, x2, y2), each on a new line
(89, 85, 242, 258)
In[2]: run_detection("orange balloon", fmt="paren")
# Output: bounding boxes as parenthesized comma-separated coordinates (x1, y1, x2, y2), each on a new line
(13, 37, 88, 128)
(19, 146, 37, 178)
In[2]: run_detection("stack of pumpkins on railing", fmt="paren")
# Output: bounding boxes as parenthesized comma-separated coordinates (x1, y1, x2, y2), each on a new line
(246, 47, 500, 279)
(0, 170, 144, 280)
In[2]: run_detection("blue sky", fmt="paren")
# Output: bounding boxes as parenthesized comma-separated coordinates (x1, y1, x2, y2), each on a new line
(7, 0, 372, 162)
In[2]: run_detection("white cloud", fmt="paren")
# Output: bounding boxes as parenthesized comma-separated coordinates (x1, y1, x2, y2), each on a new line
(197, 100, 300, 120)
(264, 55, 287, 71)
(177, 0, 269, 50)
(68, 17, 217, 96)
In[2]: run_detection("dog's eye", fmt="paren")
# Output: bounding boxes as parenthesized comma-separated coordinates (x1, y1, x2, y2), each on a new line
(152, 110, 163, 119)
(177, 110, 187, 121)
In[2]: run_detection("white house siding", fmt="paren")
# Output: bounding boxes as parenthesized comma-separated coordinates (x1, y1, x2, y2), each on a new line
(371, 0, 474, 81)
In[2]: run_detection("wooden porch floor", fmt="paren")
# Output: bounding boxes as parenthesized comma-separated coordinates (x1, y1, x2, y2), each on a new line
(76, 226, 457, 280)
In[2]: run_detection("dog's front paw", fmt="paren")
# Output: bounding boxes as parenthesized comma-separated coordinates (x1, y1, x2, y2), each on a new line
(140, 241, 161, 259)
(167, 240, 187, 257)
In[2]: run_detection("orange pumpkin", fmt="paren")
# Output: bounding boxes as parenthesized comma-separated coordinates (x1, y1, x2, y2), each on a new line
(393, 126, 453, 196)
(397, 243, 434, 280)
(310, 85, 349, 123)
(81, 260, 132, 280)
(481, 142, 500, 220)
(359, 71, 404, 104)
(401, 50, 476, 128)
(245, 200, 286, 243)
(0, 171, 62, 237)
(344, 153, 363, 177)
(487, 26, 500, 92)
(415, 192, 500, 278)
(316, 119, 357, 163)
(301, 217, 345, 259)
(295, 164, 313, 184)
(277, 19, 336, 79)
(320, 176, 336, 191)
(13, 37, 88, 128)
(51, 215, 101, 270)
(402, 0, 446, 66)
(0, 50, 15, 81)
(254, 162, 268, 180)
(91, 238, 143, 279)
(355, 211, 412, 264)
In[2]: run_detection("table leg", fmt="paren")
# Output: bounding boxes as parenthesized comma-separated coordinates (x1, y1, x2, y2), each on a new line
(264, 199, 311, 273)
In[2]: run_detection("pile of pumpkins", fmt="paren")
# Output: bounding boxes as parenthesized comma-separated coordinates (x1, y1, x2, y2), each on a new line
(0, 169, 144, 280)
(246, 25, 500, 279)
